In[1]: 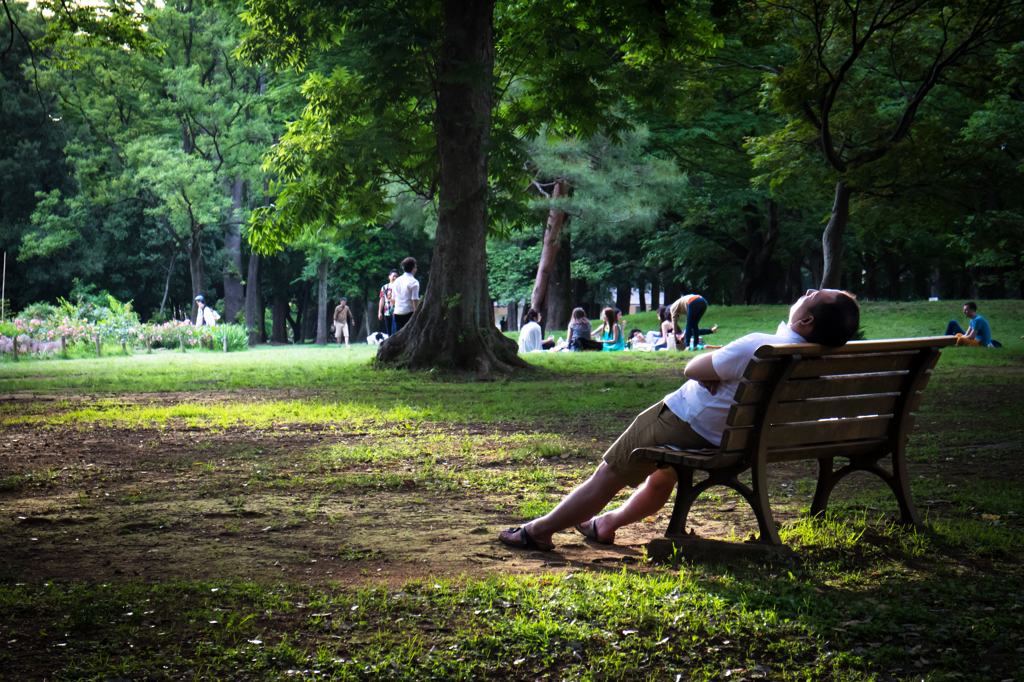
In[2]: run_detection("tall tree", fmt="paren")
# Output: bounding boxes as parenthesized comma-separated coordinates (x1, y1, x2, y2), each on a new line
(239, 0, 719, 374)
(744, 0, 1024, 287)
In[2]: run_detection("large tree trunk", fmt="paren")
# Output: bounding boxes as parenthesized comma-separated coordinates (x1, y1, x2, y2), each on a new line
(223, 176, 245, 324)
(615, 279, 631, 315)
(883, 249, 901, 300)
(738, 200, 782, 304)
(530, 182, 567, 313)
(648, 266, 661, 312)
(316, 257, 329, 345)
(821, 179, 850, 289)
(271, 295, 289, 343)
(863, 251, 877, 300)
(245, 252, 264, 345)
(544, 223, 572, 333)
(377, 0, 523, 375)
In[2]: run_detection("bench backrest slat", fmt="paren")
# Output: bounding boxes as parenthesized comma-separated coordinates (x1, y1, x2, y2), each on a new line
(735, 371, 912, 404)
(744, 352, 921, 381)
(720, 337, 953, 457)
(764, 437, 888, 463)
(728, 393, 902, 427)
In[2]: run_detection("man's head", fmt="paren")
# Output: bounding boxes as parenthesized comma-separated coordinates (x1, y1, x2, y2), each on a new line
(389, 269, 399, 282)
(964, 301, 978, 319)
(402, 257, 417, 274)
(195, 295, 205, 308)
(788, 289, 860, 347)
(339, 297, 347, 306)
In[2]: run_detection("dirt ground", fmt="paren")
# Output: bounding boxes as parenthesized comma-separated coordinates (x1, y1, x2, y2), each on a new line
(0, 386, 1019, 588)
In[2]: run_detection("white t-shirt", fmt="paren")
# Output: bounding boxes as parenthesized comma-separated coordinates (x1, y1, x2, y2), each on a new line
(392, 272, 420, 315)
(663, 322, 805, 445)
(518, 321, 544, 353)
(196, 306, 220, 327)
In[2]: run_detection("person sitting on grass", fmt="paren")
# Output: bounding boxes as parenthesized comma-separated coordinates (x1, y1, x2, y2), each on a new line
(498, 289, 860, 551)
(598, 307, 626, 352)
(944, 301, 999, 347)
(518, 308, 556, 353)
(567, 307, 604, 351)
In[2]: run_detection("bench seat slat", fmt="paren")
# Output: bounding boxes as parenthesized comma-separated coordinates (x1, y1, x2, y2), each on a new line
(628, 446, 745, 470)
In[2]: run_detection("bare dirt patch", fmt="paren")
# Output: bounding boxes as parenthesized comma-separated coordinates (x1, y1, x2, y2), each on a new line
(2, 383, 1021, 588)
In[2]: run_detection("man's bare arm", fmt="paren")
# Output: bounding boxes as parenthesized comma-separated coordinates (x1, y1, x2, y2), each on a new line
(683, 351, 720, 381)
(684, 351, 722, 395)
(378, 296, 385, 319)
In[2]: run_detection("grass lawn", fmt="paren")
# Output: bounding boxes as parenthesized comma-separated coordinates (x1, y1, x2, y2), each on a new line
(1, 300, 1023, 681)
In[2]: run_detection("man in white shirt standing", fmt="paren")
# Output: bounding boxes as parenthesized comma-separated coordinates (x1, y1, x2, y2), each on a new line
(499, 289, 861, 551)
(391, 257, 420, 332)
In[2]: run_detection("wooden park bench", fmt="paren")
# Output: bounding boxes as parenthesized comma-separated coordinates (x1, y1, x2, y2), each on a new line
(629, 336, 956, 546)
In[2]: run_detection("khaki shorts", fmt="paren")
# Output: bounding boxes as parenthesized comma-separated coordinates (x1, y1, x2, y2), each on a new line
(602, 401, 714, 487)
(335, 323, 349, 341)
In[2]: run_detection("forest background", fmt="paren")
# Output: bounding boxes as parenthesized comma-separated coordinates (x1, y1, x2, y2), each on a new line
(2, 0, 1023, 359)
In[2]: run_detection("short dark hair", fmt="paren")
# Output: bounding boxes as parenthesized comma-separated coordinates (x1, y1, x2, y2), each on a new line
(965, 301, 978, 312)
(390, 268, 399, 275)
(805, 291, 860, 347)
(402, 257, 417, 273)
(523, 308, 540, 323)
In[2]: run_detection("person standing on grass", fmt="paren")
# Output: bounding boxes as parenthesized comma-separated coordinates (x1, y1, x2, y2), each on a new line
(670, 294, 718, 349)
(194, 295, 220, 327)
(392, 257, 420, 332)
(498, 289, 860, 551)
(944, 301, 998, 347)
(333, 297, 354, 349)
(378, 269, 398, 335)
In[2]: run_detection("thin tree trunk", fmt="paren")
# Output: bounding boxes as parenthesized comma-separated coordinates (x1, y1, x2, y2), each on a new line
(821, 179, 850, 289)
(245, 252, 264, 345)
(530, 181, 567, 313)
(223, 176, 245, 324)
(188, 223, 204, 323)
(316, 257, 329, 345)
(159, 251, 178, 316)
(377, 0, 523, 375)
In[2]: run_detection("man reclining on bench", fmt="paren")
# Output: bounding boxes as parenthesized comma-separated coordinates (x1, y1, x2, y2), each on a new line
(498, 289, 861, 551)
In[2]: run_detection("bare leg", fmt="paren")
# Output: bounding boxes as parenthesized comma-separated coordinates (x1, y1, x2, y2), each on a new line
(587, 467, 677, 540)
(521, 463, 627, 546)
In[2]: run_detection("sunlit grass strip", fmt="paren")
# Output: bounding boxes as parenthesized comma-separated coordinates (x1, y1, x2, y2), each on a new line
(5, 564, 1021, 681)
(3, 399, 434, 429)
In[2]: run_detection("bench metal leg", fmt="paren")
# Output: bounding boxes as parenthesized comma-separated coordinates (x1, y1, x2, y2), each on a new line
(810, 453, 925, 531)
(667, 463, 782, 545)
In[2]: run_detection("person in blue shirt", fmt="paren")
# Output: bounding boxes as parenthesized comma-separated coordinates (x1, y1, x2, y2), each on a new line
(945, 301, 994, 347)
